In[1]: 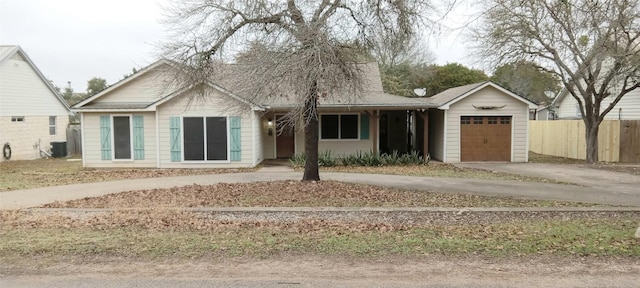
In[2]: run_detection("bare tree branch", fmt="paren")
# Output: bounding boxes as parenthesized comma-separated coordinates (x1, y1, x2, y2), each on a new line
(471, 0, 640, 162)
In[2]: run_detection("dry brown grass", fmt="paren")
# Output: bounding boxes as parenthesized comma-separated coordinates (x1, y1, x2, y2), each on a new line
(0, 158, 256, 191)
(529, 152, 640, 175)
(41, 180, 598, 209)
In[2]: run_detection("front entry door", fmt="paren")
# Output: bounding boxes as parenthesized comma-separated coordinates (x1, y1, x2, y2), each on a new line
(275, 116, 295, 158)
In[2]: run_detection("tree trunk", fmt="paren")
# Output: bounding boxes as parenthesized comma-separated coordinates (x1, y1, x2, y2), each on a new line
(584, 119, 600, 163)
(302, 81, 320, 181)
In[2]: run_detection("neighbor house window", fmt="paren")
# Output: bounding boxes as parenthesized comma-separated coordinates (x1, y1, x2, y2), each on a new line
(11, 116, 24, 122)
(575, 104, 582, 118)
(320, 114, 359, 140)
(49, 116, 56, 135)
(112, 116, 132, 160)
(183, 117, 228, 161)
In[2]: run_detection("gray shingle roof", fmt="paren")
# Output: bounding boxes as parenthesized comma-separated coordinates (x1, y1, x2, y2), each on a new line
(427, 82, 488, 106)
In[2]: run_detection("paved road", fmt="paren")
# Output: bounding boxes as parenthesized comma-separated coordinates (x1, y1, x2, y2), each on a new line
(1, 163, 639, 209)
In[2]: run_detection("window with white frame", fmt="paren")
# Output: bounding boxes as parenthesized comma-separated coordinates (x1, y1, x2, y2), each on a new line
(183, 117, 228, 161)
(112, 116, 132, 160)
(320, 114, 359, 140)
(49, 116, 56, 135)
(11, 116, 24, 122)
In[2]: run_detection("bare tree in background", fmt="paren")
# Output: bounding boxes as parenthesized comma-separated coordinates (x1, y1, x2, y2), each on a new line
(369, 26, 436, 66)
(472, 0, 640, 163)
(161, 0, 439, 180)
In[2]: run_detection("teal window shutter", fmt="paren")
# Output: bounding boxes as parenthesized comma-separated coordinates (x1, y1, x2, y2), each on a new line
(229, 116, 242, 161)
(133, 115, 144, 160)
(100, 115, 111, 160)
(360, 114, 370, 140)
(169, 117, 181, 162)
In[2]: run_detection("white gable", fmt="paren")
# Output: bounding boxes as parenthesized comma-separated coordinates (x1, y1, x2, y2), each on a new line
(0, 46, 70, 116)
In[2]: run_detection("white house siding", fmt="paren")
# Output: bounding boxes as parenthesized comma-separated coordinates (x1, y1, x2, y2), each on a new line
(0, 54, 69, 117)
(157, 88, 255, 168)
(428, 109, 445, 161)
(0, 49, 70, 161)
(444, 86, 529, 163)
(93, 68, 169, 104)
(603, 89, 640, 120)
(0, 115, 68, 160)
(289, 113, 374, 157)
(556, 94, 583, 119)
(556, 88, 640, 120)
(81, 112, 157, 168)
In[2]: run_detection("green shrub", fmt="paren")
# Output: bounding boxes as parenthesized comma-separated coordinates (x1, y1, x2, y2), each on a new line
(361, 150, 382, 166)
(381, 150, 400, 165)
(289, 153, 306, 167)
(318, 150, 336, 167)
(399, 150, 423, 165)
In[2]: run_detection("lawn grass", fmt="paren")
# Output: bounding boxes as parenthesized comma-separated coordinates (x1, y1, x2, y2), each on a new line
(320, 164, 565, 183)
(1, 217, 637, 258)
(0, 158, 255, 191)
(41, 181, 599, 208)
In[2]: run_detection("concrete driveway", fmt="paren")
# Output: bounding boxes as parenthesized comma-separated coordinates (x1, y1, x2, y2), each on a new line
(2, 162, 640, 209)
(455, 162, 640, 195)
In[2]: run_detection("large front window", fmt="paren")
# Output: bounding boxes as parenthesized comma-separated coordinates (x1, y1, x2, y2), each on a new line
(320, 114, 359, 140)
(183, 117, 228, 161)
(113, 116, 131, 160)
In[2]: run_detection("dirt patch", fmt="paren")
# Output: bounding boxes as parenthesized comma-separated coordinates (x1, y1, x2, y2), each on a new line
(39, 180, 598, 208)
(2, 255, 639, 287)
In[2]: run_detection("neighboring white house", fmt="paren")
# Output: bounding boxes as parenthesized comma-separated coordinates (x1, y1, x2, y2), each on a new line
(72, 60, 536, 168)
(0, 45, 72, 161)
(551, 84, 640, 120)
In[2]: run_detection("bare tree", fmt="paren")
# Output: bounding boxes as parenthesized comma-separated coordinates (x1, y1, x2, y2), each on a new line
(369, 27, 436, 66)
(160, 0, 437, 180)
(472, 0, 640, 163)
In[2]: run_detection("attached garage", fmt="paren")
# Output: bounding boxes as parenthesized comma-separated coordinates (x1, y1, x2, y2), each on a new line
(427, 82, 537, 163)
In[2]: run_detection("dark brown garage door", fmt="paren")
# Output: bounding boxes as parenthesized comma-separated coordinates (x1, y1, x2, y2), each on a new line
(460, 116, 512, 162)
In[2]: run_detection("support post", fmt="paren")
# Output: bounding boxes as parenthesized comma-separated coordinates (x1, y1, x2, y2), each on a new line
(365, 110, 380, 154)
(420, 111, 429, 157)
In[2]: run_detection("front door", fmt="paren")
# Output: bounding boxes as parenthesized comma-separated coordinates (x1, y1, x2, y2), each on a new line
(275, 115, 295, 158)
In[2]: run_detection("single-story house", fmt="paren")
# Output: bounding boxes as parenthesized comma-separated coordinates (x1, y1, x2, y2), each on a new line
(72, 60, 536, 168)
(0, 45, 72, 161)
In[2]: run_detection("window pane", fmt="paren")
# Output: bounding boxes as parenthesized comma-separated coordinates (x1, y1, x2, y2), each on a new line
(49, 116, 56, 135)
(321, 115, 339, 139)
(340, 115, 358, 139)
(183, 117, 204, 160)
(113, 116, 131, 159)
(206, 117, 227, 160)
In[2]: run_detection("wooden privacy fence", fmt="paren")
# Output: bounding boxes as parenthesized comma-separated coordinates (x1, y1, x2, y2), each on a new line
(66, 125, 82, 155)
(529, 120, 640, 163)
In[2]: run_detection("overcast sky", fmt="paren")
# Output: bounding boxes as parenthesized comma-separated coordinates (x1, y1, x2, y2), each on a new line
(1, 0, 477, 92)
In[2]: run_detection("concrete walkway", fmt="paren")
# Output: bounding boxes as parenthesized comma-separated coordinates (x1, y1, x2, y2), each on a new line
(1, 163, 640, 209)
